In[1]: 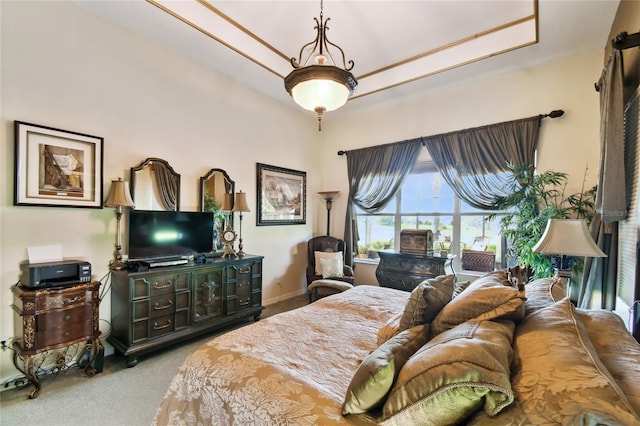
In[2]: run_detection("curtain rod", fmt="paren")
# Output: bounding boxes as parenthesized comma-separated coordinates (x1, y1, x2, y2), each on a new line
(611, 31, 640, 50)
(595, 31, 639, 92)
(337, 109, 564, 156)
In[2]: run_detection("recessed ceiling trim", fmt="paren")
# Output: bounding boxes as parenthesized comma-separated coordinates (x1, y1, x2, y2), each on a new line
(353, 17, 538, 100)
(196, 0, 290, 63)
(148, 0, 289, 78)
(357, 13, 537, 80)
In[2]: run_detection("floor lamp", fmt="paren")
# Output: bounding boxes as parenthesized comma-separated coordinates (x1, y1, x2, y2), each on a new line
(105, 178, 135, 270)
(532, 219, 606, 300)
(318, 191, 340, 236)
(232, 190, 250, 257)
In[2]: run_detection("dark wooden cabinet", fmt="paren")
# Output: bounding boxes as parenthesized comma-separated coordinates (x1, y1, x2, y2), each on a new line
(376, 251, 454, 292)
(11, 282, 101, 398)
(109, 255, 263, 367)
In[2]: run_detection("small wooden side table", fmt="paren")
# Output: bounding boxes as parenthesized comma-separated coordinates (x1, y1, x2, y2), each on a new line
(11, 282, 101, 398)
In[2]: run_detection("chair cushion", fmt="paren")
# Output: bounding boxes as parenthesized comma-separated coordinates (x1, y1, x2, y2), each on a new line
(314, 251, 342, 275)
(320, 257, 344, 278)
(308, 279, 354, 293)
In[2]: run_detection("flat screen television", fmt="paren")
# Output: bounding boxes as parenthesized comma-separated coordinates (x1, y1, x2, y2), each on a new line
(127, 210, 214, 262)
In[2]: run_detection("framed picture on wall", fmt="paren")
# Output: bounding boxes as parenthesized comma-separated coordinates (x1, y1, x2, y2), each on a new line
(256, 163, 306, 226)
(14, 121, 104, 208)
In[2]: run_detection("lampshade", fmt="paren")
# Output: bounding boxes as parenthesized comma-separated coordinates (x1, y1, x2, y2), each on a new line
(232, 191, 250, 213)
(286, 66, 355, 112)
(532, 219, 606, 257)
(105, 178, 135, 208)
(221, 193, 234, 212)
(318, 191, 340, 202)
(284, 0, 357, 131)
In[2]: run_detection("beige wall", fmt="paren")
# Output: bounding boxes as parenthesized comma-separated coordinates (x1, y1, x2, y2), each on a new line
(0, 1, 324, 380)
(0, 1, 607, 384)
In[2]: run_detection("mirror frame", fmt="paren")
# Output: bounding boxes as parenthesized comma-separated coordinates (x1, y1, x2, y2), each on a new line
(130, 158, 181, 211)
(200, 168, 235, 252)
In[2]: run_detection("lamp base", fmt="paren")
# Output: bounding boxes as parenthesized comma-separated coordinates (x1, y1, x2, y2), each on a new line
(109, 259, 128, 271)
(109, 245, 127, 271)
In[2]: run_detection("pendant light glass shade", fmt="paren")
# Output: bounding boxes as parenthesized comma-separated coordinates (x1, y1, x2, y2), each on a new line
(284, 0, 357, 130)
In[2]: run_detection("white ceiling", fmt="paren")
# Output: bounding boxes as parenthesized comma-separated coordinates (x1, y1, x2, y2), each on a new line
(74, 0, 620, 116)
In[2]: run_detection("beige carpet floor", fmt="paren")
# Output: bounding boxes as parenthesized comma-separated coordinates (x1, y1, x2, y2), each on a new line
(0, 294, 308, 426)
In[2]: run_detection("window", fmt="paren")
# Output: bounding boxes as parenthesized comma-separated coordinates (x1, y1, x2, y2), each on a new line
(355, 160, 503, 272)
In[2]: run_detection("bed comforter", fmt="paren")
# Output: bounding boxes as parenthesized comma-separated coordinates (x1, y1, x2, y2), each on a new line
(153, 278, 640, 425)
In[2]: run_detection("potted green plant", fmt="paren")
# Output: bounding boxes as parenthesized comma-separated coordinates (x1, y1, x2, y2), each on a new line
(489, 163, 596, 280)
(203, 195, 228, 250)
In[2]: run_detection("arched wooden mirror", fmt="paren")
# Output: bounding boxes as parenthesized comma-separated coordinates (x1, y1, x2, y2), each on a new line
(130, 158, 181, 211)
(200, 168, 234, 252)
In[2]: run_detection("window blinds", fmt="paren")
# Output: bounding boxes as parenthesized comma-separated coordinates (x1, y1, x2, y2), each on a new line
(618, 85, 640, 335)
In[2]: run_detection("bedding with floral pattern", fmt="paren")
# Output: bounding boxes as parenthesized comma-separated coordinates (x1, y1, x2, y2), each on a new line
(153, 271, 640, 425)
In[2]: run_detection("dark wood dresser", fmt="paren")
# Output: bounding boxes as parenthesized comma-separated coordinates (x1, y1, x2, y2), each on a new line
(375, 251, 454, 292)
(11, 281, 101, 398)
(109, 254, 263, 367)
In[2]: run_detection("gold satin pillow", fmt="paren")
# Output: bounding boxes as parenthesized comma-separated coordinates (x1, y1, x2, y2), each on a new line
(523, 276, 566, 315)
(431, 274, 525, 337)
(399, 274, 454, 331)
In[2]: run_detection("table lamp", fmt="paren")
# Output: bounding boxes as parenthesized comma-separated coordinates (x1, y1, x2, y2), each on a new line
(232, 190, 250, 257)
(105, 178, 135, 270)
(532, 218, 606, 297)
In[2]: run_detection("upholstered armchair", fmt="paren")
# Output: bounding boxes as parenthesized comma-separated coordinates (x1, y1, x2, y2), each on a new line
(306, 236, 355, 301)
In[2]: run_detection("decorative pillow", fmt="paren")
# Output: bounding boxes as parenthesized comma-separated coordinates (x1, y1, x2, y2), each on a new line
(377, 312, 402, 346)
(314, 251, 342, 276)
(431, 273, 525, 337)
(319, 257, 344, 279)
(575, 308, 640, 416)
(342, 324, 430, 415)
(399, 275, 454, 330)
(381, 319, 515, 425)
(523, 276, 566, 315)
(511, 298, 640, 425)
(452, 280, 471, 297)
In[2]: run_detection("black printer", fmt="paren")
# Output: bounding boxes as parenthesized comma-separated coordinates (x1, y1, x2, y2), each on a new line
(20, 259, 92, 289)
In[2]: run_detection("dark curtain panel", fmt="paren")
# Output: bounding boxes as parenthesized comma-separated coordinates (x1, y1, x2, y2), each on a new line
(422, 116, 542, 210)
(596, 50, 627, 222)
(155, 164, 178, 211)
(579, 50, 624, 309)
(343, 139, 423, 265)
(577, 214, 619, 309)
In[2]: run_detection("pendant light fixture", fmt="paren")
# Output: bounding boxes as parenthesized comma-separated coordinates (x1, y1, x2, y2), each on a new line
(284, 0, 357, 131)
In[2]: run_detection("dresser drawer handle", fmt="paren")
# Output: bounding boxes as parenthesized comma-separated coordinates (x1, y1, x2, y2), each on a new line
(239, 267, 251, 274)
(239, 298, 250, 306)
(64, 314, 71, 321)
(153, 280, 173, 290)
(153, 319, 172, 330)
(63, 331, 70, 337)
(154, 300, 173, 310)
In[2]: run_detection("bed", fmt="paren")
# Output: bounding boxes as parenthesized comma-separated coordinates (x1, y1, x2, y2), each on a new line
(153, 270, 640, 425)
